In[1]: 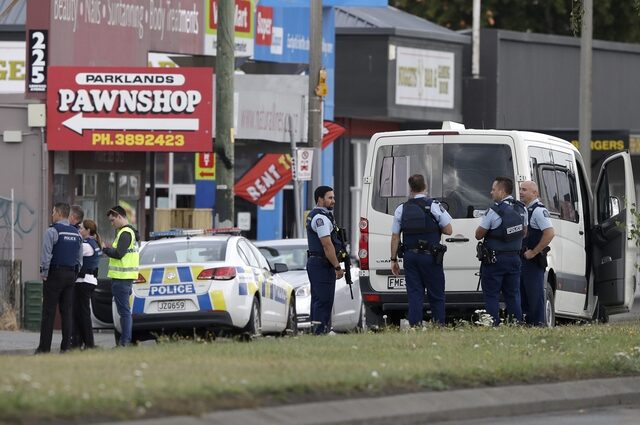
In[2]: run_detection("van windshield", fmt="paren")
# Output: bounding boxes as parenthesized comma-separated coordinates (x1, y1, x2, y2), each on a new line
(372, 143, 515, 218)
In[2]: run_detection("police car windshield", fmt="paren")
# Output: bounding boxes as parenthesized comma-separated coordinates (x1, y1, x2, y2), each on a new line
(258, 245, 307, 271)
(140, 241, 227, 265)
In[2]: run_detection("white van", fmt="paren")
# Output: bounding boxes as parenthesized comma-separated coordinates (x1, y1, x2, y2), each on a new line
(358, 123, 637, 326)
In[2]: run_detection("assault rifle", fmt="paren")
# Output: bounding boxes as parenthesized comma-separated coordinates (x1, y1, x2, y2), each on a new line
(336, 228, 354, 299)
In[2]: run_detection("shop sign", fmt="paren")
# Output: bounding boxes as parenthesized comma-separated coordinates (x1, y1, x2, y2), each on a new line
(27, 30, 48, 93)
(235, 153, 292, 206)
(0, 41, 26, 93)
(234, 74, 307, 143)
(43, 0, 204, 67)
(395, 46, 455, 109)
(205, 0, 255, 57)
(46, 66, 213, 152)
(195, 152, 216, 180)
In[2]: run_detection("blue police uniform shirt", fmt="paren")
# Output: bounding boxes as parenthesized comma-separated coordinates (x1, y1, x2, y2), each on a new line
(310, 207, 335, 238)
(527, 198, 553, 231)
(391, 194, 452, 234)
(479, 196, 528, 230)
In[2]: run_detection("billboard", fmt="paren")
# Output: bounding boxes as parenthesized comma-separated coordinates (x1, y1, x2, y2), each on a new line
(205, 0, 255, 57)
(0, 41, 26, 93)
(46, 67, 213, 152)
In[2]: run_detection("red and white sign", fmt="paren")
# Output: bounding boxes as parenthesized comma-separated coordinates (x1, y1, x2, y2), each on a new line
(255, 6, 273, 46)
(46, 67, 213, 151)
(209, 0, 252, 33)
(235, 153, 292, 206)
(295, 148, 313, 181)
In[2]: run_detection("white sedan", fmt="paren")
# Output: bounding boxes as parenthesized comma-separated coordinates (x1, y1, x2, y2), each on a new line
(93, 233, 297, 341)
(255, 239, 365, 333)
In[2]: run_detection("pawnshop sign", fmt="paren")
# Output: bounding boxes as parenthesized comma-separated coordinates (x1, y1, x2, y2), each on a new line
(47, 67, 212, 152)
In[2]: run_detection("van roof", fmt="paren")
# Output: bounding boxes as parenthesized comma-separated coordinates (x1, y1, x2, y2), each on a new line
(370, 128, 578, 152)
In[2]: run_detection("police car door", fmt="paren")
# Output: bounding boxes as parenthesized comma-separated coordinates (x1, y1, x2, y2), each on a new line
(593, 152, 637, 314)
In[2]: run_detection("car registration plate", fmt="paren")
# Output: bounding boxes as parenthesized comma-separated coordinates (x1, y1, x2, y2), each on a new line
(387, 276, 405, 289)
(157, 300, 186, 311)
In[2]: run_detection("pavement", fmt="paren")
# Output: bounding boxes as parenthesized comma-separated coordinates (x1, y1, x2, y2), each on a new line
(2, 329, 640, 425)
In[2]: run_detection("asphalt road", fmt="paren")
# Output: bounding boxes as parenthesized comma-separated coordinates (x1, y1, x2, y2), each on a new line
(428, 405, 640, 425)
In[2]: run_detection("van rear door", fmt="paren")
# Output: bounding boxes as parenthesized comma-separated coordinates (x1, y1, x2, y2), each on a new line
(593, 152, 637, 313)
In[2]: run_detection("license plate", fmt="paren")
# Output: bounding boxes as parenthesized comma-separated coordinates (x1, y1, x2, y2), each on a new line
(157, 300, 186, 311)
(387, 276, 405, 289)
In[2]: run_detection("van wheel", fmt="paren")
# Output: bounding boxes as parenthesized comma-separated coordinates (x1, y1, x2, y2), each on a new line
(243, 297, 262, 338)
(544, 282, 555, 327)
(596, 302, 609, 323)
(364, 304, 384, 330)
(355, 303, 367, 333)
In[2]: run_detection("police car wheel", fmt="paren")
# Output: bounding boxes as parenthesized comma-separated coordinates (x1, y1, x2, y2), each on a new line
(544, 282, 555, 327)
(283, 297, 298, 336)
(243, 297, 262, 337)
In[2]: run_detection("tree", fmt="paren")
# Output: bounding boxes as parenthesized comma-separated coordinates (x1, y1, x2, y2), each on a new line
(391, 0, 640, 44)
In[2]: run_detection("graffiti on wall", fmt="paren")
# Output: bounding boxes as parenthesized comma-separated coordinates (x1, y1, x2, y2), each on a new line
(0, 197, 36, 239)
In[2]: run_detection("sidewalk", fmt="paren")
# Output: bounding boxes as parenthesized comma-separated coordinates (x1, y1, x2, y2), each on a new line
(0, 329, 117, 354)
(92, 376, 640, 425)
(2, 329, 639, 425)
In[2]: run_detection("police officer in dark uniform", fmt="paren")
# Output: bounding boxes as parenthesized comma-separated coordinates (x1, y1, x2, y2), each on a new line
(390, 174, 452, 326)
(519, 180, 555, 326)
(36, 203, 83, 354)
(306, 186, 345, 335)
(475, 177, 527, 326)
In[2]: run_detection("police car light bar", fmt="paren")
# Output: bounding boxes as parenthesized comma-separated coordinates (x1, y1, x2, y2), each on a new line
(149, 227, 242, 239)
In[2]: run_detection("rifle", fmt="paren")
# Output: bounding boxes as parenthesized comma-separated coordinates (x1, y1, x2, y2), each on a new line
(337, 228, 354, 299)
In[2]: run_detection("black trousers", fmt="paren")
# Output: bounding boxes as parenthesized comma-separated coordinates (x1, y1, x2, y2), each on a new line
(37, 268, 76, 352)
(72, 282, 96, 348)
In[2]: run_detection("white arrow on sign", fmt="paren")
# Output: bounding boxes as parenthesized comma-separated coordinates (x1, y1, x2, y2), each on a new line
(62, 112, 199, 135)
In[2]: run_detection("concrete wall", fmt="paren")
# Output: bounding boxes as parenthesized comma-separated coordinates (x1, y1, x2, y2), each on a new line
(0, 95, 46, 282)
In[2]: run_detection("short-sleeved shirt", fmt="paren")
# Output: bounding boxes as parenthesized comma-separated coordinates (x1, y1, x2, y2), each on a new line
(528, 198, 553, 231)
(391, 194, 452, 235)
(310, 207, 335, 238)
(478, 196, 528, 230)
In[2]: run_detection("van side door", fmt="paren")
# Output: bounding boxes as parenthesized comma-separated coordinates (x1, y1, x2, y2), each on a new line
(593, 152, 637, 313)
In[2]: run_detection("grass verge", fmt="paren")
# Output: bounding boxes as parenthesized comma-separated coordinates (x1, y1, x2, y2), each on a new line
(1, 322, 640, 424)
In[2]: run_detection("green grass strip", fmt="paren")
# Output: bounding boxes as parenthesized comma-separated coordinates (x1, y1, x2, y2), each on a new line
(1, 322, 640, 423)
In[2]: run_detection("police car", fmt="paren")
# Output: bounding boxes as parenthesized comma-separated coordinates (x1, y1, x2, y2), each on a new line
(255, 239, 365, 332)
(93, 230, 297, 341)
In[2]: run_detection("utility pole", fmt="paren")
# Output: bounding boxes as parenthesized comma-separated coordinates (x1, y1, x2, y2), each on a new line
(215, 0, 235, 227)
(579, 0, 593, 182)
(472, 0, 481, 78)
(308, 0, 323, 207)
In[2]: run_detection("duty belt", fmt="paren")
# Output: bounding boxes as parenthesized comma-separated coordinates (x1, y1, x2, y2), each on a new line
(405, 248, 432, 255)
(495, 250, 520, 256)
(307, 251, 325, 258)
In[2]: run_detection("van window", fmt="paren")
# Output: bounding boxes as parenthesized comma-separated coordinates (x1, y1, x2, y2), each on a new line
(539, 168, 561, 215)
(372, 143, 514, 218)
(556, 170, 578, 222)
(597, 156, 627, 222)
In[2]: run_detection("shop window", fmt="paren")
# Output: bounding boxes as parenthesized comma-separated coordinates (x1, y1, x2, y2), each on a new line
(173, 152, 195, 184)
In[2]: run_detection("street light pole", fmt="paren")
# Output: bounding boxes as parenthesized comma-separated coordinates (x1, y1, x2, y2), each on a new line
(215, 0, 235, 227)
(308, 0, 323, 207)
(579, 0, 593, 182)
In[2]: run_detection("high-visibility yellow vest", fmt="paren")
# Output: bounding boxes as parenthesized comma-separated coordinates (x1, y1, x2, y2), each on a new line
(108, 226, 139, 279)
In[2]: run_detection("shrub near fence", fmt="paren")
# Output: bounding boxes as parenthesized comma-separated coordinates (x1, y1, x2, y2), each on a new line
(0, 259, 21, 329)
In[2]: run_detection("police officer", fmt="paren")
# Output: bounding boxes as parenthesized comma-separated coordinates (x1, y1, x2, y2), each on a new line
(36, 203, 83, 354)
(390, 174, 452, 326)
(306, 186, 345, 335)
(103, 205, 140, 346)
(519, 180, 555, 326)
(475, 177, 527, 326)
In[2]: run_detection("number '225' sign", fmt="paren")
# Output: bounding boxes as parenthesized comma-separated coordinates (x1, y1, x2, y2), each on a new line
(28, 30, 48, 93)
